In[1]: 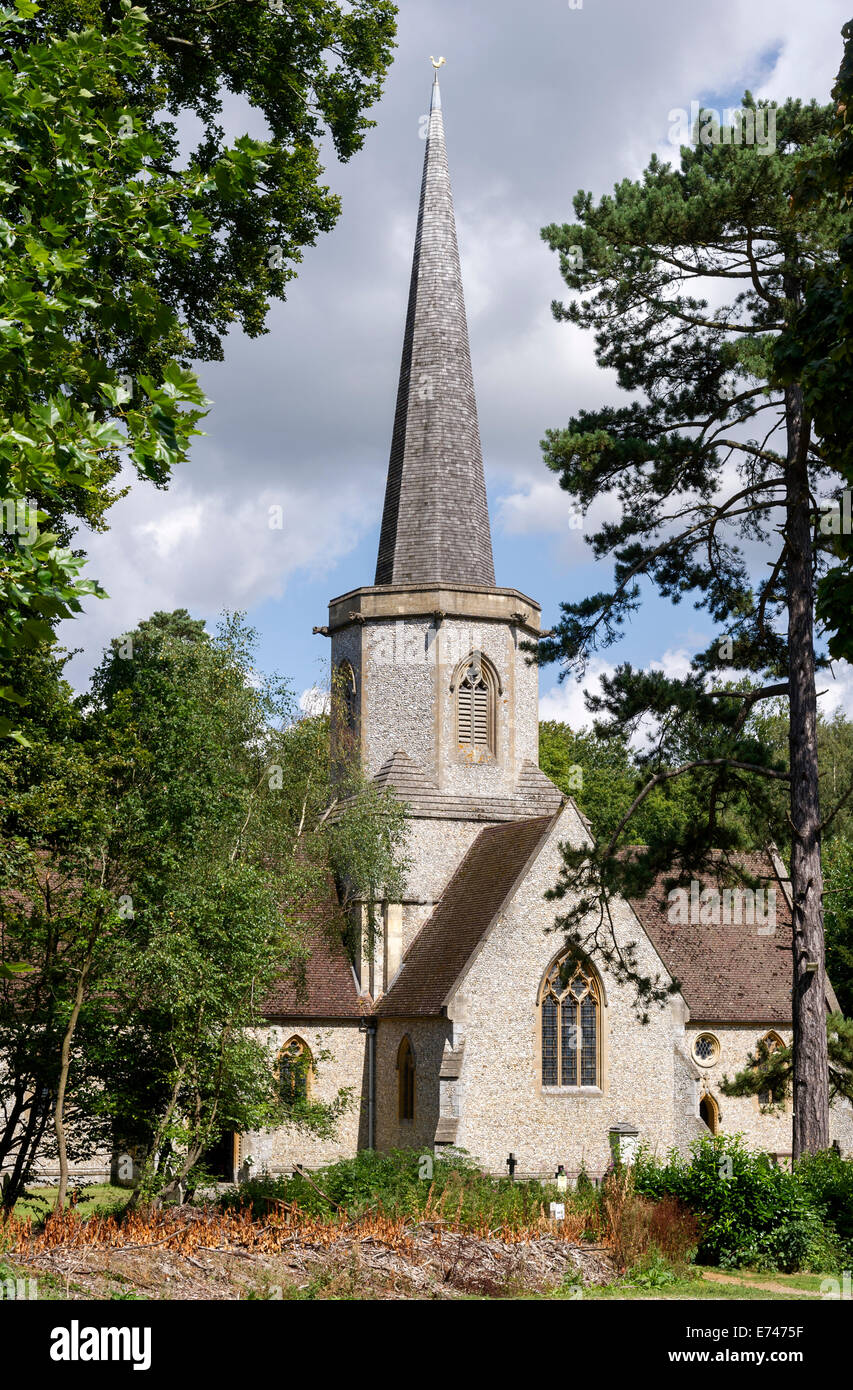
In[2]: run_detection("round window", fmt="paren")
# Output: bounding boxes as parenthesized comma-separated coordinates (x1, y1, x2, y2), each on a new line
(692, 1033, 719, 1066)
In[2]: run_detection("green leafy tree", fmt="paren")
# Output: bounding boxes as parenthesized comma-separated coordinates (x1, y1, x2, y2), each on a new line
(0, 612, 408, 1206)
(0, 0, 395, 725)
(83, 611, 407, 1203)
(539, 719, 704, 846)
(0, 647, 127, 1210)
(824, 836, 853, 1018)
(29, 0, 398, 362)
(743, 703, 853, 1013)
(0, 3, 214, 730)
(539, 82, 850, 1153)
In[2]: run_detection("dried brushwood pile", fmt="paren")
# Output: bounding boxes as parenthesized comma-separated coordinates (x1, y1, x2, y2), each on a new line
(1, 1201, 617, 1300)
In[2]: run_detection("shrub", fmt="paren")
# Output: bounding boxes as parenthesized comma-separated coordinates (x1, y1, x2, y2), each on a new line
(598, 1167, 698, 1270)
(634, 1134, 839, 1269)
(626, 1250, 685, 1289)
(795, 1148, 853, 1255)
(220, 1149, 584, 1235)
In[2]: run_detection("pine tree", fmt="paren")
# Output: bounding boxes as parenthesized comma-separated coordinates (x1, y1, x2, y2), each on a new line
(539, 79, 852, 1155)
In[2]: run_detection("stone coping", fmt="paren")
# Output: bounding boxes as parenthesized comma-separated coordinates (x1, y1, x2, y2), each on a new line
(327, 583, 542, 634)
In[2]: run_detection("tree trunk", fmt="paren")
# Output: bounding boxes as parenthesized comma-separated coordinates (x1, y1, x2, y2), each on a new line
(2, 1087, 51, 1211)
(53, 949, 94, 1211)
(785, 381, 830, 1158)
(128, 1063, 186, 1210)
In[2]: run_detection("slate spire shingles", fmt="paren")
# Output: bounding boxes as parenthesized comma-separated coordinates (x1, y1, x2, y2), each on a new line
(374, 73, 495, 587)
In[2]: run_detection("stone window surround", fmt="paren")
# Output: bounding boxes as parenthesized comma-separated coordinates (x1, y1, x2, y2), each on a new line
(277, 1034, 313, 1104)
(755, 1030, 790, 1115)
(692, 1031, 720, 1067)
(450, 649, 501, 762)
(535, 949, 609, 1095)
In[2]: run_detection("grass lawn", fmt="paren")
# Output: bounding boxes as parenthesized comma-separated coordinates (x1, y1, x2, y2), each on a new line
(708, 1268, 829, 1293)
(12, 1183, 131, 1222)
(544, 1267, 830, 1300)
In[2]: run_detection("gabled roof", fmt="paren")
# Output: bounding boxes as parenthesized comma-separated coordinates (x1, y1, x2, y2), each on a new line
(376, 814, 556, 1017)
(374, 73, 494, 588)
(628, 853, 796, 1024)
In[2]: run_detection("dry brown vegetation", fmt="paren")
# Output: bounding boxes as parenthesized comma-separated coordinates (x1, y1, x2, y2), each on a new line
(1, 1202, 617, 1300)
(1, 1167, 705, 1299)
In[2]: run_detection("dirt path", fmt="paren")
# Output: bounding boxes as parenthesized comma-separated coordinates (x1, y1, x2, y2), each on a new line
(701, 1270, 820, 1298)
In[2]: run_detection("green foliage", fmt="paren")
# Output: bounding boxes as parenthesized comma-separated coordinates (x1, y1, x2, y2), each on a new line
(540, 720, 707, 846)
(0, 4, 214, 722)
(26, 0, 398, 362)
(747, 703, 853, 849)
(795, 1147, 853, 1248)
(536, 72, 848, 1077)
(773, 22, 853, 663)
(81, 612, 406, 1199)
(824, 836, 853, 1016)
(721, 1014, 853, 1107)
(634, 1135, 848, 1271)
(0, 0, 396, 723)
(221, 1148, 561, 1231)
(625, 1249, 682, 1289)
(0, 609, 408, 1205)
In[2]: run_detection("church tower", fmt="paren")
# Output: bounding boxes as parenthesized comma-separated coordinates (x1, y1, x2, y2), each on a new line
(325, 70, 562, 983)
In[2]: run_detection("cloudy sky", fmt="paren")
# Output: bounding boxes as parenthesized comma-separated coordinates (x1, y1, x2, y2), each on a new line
(59, 0, 853, 726)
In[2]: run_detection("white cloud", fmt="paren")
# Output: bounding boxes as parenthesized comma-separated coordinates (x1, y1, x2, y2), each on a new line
(539, 656, 618, 729)
(57, 465, 377, 689)
(497, 477, 573, 536)
(649, 647, 696, 681)
(299, 686, 331, 716)
(818, 662, 853, 721)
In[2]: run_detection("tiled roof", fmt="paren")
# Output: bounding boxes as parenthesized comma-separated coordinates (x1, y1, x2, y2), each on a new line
(376, 815, 556, 1017)
(374, 74, 494, 588)
(371, 750, 564, 822)
(263, 882, 368, 1020)
(628, 853, 796, 1023)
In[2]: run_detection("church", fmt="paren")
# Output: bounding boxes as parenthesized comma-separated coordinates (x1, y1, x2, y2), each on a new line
(243, 71, 853, 1181)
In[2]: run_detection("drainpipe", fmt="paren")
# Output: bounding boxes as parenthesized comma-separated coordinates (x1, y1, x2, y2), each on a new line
(361, 1017, 377, 1149)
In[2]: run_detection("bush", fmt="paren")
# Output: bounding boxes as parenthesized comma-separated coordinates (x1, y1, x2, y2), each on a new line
(634, 1134, 844, 1270)
(795, 1148, 853, 1255)
(599, 1167, 698, 1270)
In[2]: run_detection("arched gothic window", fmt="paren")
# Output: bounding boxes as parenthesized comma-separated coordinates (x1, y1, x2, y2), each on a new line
(539, 955, 601, 1088)
(397, 1035, 415, 1121)
(757, 1031, 786, 1107)
(699, 1091, 720, 1134)
(452, 651, 499, 755)
(278, 1036, 312, 1106)
(336, 660, 357, 730)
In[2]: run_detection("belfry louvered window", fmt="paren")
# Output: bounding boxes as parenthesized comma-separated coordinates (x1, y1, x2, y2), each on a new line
(539, 956, 601, 1087)
(455, 652, 497, 754)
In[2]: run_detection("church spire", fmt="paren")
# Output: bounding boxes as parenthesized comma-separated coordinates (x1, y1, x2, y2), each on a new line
(374, 66, 495, 588)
